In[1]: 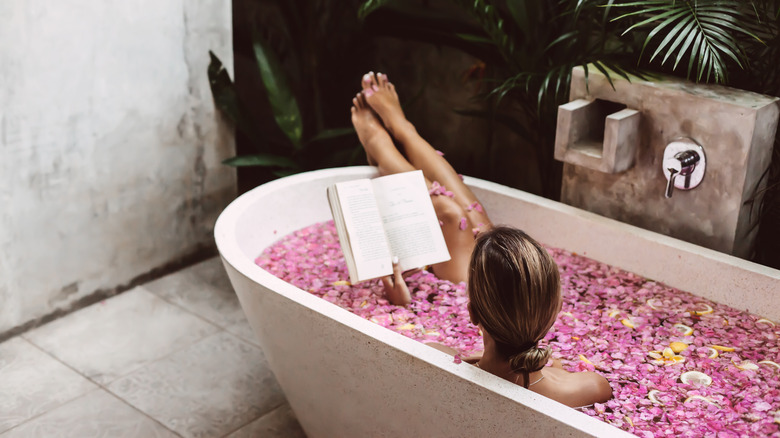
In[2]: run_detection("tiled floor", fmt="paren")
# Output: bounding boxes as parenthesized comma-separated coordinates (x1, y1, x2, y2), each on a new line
(0, 257, 307, 438)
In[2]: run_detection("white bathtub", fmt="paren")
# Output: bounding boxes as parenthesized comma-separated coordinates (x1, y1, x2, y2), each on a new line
(214, 166, 780, 438)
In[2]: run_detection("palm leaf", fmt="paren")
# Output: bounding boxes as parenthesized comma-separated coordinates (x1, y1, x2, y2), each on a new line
(251, 28, 304, 148)
(309, 127, 356, 143)
(612, 0, 761, 83)
(222, 153, 301, 170)
(207, 51, 285, 153)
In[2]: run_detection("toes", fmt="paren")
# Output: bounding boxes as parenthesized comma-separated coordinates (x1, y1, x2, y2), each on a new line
(362, 71, 378, 90)
(361, 73, 370, 90)
(377, 72, 389, 87)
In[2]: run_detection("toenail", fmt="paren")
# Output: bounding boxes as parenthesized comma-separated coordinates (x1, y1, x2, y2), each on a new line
(365, 88, 374, 97)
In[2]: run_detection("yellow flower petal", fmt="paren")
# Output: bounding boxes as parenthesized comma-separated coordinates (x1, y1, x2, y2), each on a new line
(663, 347, 674, 358)
(673, 323, 693, 336)
(621, 318, 635, 329)
(756, 318, 776, 327)
(647, 389, 665, 406)
(689, 303, 713, 316)
(710, 345, 735, 352)
(579, 354, 594, 365)
(670, 342, 688, 353)
(398, 323, 416, 331)
(704, 347, 719, 359)
(736, 361, 759, 371)
(331, 280, 351, 286)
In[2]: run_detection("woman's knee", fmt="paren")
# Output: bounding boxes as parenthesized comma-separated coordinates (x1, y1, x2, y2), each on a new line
(432, 195, 468, 228)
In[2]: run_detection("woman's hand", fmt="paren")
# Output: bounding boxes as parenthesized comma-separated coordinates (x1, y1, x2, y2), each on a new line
(381, 256, 411, 305)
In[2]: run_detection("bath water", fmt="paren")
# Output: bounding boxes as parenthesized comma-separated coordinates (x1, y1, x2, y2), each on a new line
(256, 220, 780, 437)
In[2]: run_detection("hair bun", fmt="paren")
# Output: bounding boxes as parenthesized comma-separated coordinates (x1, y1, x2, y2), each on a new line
(508, 345, 551, 374)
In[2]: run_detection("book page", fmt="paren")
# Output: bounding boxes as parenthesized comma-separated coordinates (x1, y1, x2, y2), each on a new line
(371, 170, 450, 272)
(333, 179, 393, 282)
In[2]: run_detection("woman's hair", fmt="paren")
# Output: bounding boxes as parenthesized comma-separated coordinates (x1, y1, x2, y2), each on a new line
(468, 226, 561, 376)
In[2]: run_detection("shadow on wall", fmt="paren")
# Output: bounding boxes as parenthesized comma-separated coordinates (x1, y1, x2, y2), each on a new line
(230, 0, 546, 196)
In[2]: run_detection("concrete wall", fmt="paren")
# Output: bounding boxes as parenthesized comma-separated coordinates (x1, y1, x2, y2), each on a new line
(557, 67, 779, 258)
(0, 0, 236, 336)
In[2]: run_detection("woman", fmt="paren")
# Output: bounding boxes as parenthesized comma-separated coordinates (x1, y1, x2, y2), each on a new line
(351, 72, 613, 407)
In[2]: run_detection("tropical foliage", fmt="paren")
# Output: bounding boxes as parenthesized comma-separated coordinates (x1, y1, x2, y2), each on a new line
(358, 0, 780, 265)
(208, 0, 371, 184)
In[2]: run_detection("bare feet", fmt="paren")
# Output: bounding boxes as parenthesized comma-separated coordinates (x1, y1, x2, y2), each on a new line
(361, 72, 412, 140)
(350, 92, 388, 167)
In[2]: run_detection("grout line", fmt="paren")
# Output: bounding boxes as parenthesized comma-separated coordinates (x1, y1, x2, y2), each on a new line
(217, 401, 289, 438)
(0, 389, 100, 436)
(21, 290, 228, 391)
(140, 281, 236, 333)
(102, 389, 185, 437)
(0, 245, 219, 344)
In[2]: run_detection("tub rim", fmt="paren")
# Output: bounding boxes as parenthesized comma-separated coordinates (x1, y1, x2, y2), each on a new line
(214, 165, 779, 437)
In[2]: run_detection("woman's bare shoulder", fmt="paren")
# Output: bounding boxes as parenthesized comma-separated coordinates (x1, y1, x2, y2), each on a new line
(538, 367, 613, 408)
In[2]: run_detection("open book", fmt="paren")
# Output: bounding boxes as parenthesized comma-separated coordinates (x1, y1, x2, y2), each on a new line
(327, 170, 451, 284)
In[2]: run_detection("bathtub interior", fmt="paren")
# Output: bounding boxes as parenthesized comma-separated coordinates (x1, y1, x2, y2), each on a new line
(217, 166, 636, 437)
(217, 166, 779, 438)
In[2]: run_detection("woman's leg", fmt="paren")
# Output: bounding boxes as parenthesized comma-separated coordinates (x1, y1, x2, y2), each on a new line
(361, 72, 492, 231)
(352, 86, 481, 284)
(350, 93, 414, 177)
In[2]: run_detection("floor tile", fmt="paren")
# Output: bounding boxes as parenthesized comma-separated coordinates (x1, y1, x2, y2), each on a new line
(225, 403, 307, 438)
(187, 257, 233, 292)
(0, 390, 178, 438)
(24, 287, 218, 385)
(108, 331, 285, 438)
(0, 337, 97, 433)
(144, 258, 246, 330)
(224, 318, 260, 347)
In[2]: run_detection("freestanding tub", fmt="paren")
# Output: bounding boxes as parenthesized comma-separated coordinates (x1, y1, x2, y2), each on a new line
(214, 166, 780, 438)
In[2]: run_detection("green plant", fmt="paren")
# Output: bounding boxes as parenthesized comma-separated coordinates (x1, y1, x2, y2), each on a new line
(359, 0, 645, 198)
(208, 0, 371, 183)
(359, 0, 780, 265)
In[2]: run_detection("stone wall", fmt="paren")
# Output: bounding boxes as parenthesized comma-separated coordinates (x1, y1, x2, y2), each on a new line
(0, 0, 236, 337)
(557, 67, 779, 258)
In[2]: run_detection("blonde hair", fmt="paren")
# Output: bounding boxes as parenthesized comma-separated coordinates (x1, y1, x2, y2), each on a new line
(468, 226, 561, 376)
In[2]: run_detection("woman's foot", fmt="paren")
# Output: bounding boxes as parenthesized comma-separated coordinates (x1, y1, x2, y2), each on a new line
(361, 72, 414, 140)
(350, 93, 388, 167)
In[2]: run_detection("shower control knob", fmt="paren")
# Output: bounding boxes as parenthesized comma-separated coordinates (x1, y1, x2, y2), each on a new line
(663, 138, 706, 198)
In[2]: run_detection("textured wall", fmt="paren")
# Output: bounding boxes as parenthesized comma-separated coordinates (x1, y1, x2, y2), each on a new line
(0, 0, 236, 335)
(558, 67, 779, 258)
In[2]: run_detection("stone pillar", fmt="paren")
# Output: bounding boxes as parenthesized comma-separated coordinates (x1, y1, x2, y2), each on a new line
(556, 66, 779, 258)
